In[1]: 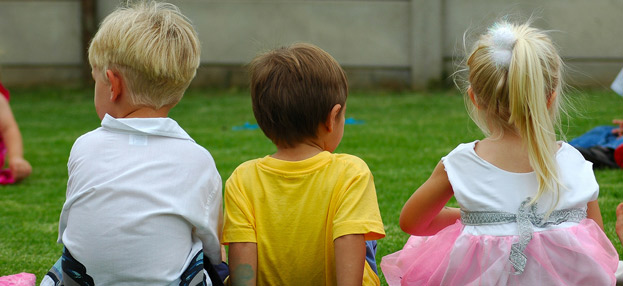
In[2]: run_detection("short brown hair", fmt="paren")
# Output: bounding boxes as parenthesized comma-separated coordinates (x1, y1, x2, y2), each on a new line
(249, 43, 348, 147)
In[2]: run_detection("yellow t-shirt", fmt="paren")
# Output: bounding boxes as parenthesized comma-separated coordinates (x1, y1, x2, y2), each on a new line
(223, 151, 385, 285)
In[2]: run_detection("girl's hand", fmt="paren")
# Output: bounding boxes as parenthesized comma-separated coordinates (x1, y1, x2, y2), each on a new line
(9, 156, 31, 181)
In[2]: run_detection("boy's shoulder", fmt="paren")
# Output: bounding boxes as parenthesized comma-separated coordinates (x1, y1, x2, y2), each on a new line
(73, 127, 105, 146)
(331, 152, 371, 173)
(226, 153, 372, 190)
(71, 118, 215, 164)
(230, 157, 264, 174)
(232, 152, 370, 173)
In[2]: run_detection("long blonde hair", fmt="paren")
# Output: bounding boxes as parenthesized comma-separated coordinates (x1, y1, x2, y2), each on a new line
(466, 21, 564, 206)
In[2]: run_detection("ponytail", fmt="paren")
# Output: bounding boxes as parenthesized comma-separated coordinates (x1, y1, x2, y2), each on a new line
(466, 21, 565, 210)
(508, 29, 561, 207)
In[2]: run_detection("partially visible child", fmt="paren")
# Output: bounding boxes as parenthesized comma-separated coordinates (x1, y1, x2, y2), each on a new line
(381, 21, 618, 285)
(41, 1, 224, 285)
(0, 81, 31, 183)
(569, 120, 623, 169)
(617, 203, 623, 245)
(617, 203, 623, 284)
(223, 43, 385, 285)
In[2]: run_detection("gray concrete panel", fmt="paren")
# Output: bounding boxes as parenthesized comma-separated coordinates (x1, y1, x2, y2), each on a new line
(94, 1, 409, 66)
(411, 0, 442, 89)
(1, 0, 621, 89)
(0, 65, 82, 87)
(178, 1, 410, 67)
(0, 1, 82, 65)
(444, 0, 623, 58)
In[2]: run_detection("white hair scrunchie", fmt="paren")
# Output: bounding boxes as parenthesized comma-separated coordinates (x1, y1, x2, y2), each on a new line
(489, 23, 517, 68)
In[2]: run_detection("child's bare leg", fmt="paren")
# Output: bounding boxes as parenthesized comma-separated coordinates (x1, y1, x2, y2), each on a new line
(616, 203, 623, 245)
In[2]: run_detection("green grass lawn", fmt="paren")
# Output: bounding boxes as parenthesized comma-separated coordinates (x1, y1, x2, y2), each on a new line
(1, 87, 623, 284)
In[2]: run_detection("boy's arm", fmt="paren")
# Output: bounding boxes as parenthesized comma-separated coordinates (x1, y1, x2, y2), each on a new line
(334, 234, 365, 286)
(0, 95, 31, 181)
(229, 242, 257, 286)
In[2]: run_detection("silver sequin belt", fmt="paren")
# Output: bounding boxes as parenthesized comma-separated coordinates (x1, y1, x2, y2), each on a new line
(460, 197, 586, 274)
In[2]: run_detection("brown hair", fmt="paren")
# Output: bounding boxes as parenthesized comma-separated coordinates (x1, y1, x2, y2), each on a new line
(249, 43, 348, 147)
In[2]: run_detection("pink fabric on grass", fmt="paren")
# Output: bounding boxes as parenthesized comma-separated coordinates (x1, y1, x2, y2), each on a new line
(0, 141, 14, 184)
(381, 220, 618, 286)
(0, 273, 36, 286)
(0, 82, 14, 184)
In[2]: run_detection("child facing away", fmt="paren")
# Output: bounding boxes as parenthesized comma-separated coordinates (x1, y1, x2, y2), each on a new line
(568, 119, 623, 169)
(222, 43, 386, 285)
(381, 21, 619, 285)
(41, 2, 225, 285)
(0, 81, 31, 183)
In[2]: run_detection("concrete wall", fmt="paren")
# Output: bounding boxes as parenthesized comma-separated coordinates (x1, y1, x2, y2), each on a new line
(443, 0, 623, 87)
(1, 0, 622, 90)
(0, 1, 83, 85)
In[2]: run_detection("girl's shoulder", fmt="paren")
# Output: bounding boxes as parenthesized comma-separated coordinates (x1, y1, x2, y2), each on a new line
(442, 141, 479, 161)
(557, 142, 588, 164)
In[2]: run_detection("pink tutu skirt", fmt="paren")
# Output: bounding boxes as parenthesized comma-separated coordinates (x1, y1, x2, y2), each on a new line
(381, 220, 618, 286)
(0, 273, 35, 286)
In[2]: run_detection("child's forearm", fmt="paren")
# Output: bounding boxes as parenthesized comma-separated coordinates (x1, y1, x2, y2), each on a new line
(587, 200, 604, 231)
(229, 242, 257, 286)
(3, 123, 24, 161)
(400, 161, 456, 236)
(0, 96, 31, 180)
(0, 96, 23, 160)
(334, 234, 365, 286)
(421, 207, 461, 235)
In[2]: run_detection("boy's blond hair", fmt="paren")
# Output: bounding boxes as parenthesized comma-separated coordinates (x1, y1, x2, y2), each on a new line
(88, 1, 200, 109)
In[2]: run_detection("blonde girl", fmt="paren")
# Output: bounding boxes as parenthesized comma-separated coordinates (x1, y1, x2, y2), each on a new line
(380, 21, 618, 285)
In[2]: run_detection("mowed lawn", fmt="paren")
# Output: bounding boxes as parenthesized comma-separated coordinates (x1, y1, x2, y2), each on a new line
(1, 87, 623, 284)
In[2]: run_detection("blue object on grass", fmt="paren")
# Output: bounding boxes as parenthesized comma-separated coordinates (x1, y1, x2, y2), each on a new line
(345, 117, 364, 125)
(232, 122, 259, 131)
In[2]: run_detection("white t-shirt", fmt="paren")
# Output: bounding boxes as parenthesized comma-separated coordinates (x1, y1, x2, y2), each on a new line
(57, 114, 222, 285)
(443, 141, 598, 236)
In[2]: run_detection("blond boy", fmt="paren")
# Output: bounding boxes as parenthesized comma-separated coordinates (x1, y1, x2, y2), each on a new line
(223, 43, 385, 285)
(42, 2, 223, 285)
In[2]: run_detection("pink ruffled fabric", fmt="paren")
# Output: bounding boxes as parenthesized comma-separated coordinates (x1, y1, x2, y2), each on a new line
(0, 273, 36, 286)
(381, 220, 618, 286)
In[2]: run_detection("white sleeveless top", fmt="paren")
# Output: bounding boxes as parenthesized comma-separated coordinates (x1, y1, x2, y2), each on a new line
(442, 141, 598, 236)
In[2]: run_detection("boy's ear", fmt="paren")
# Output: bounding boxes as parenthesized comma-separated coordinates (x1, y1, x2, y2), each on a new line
(324, 104, 342, 133)
(468, 86, 479, 109)
(105, 69, 123, 102)
(547, 91, 557, 109)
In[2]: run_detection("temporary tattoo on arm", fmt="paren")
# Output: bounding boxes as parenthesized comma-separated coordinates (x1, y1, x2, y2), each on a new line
(231, 264, 254, 286)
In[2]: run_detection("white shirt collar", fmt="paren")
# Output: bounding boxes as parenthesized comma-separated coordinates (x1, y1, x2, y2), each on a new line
(101, 113, 193, 141)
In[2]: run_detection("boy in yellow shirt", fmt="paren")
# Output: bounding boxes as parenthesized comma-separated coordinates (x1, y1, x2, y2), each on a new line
(223, 43, 385, 285)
